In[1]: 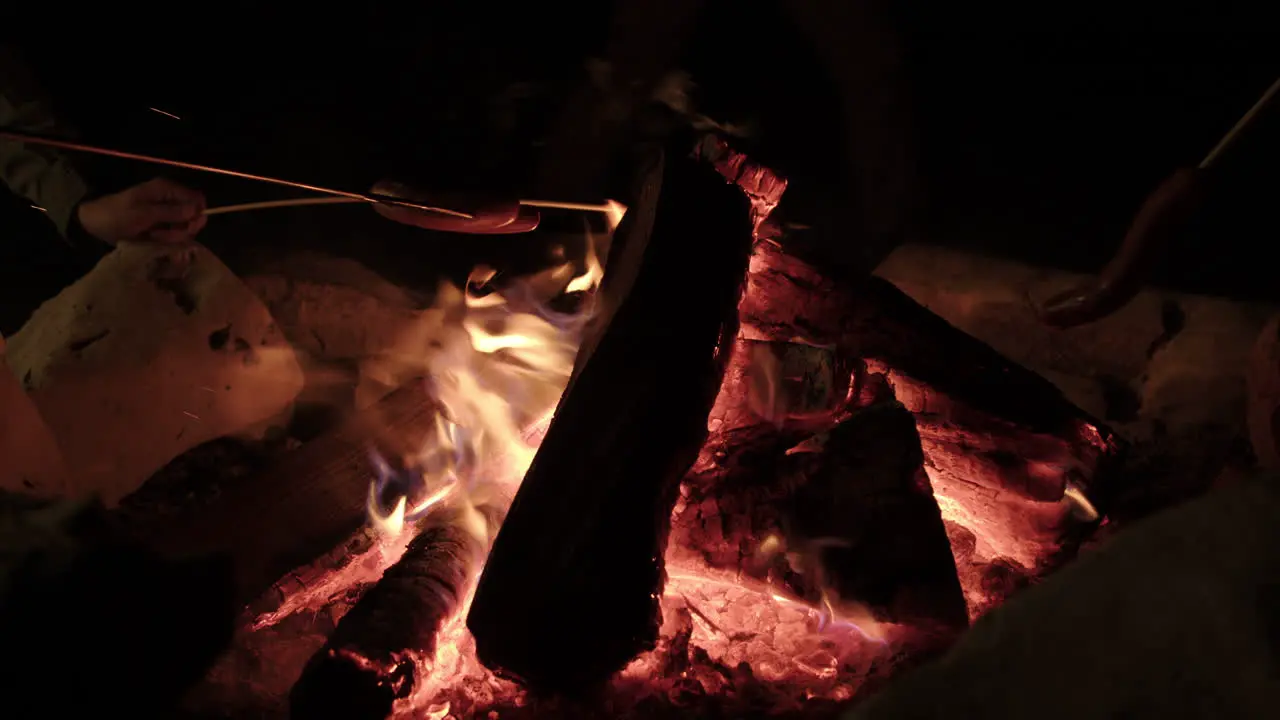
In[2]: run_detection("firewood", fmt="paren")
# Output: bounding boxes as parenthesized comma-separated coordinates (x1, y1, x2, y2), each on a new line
(122, 381, 440, 607)
(672, 399, 967, 635)
(289, 507, 490, 720)
(467, 149, 755, 694)
(787, 402, 970, 634)
(744, 239, 1113, 444)
(741, 239, 1124, 569)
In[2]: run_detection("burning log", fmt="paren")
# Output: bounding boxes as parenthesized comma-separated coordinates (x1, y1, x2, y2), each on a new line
(467, 149, 755, 694)
(741, 239, 1123, 571)
(704, 140, 1119, 509)
(123, 381, 440, 606)
(290, 507, 492, 720)
(674, 381, 967, 635)
(787, 402, 969, 634)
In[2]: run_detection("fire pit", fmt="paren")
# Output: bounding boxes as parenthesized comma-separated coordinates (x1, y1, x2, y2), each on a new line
(134, 137, 1120, 719)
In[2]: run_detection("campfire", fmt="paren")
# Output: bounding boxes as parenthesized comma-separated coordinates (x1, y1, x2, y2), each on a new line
(106, 137, 1122, 720)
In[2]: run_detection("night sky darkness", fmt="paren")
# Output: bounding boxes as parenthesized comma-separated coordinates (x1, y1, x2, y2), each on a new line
(7, 5, 1279, 308)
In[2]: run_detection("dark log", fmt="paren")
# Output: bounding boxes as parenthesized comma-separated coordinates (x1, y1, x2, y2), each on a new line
(787, 402, 970, 634)
(121, 382, 440, 607)
(745, 238, 1120, 453)
(742, 241, 1124, 553)
(289, 508, 488, 720)
(467, 150, 755, 694)
(672, 389, 967, 636)
(709, 137, 1117, 466)
(683, 137, 1124, 577)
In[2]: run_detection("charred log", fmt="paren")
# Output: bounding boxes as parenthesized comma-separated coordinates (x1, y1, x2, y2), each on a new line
(787, 402, 969, 634)
(705, 139, 1117, 473)
(740, 240, 1124, 569)
(673, 395, 967, 635)
(290, 509, 488, 720)
(467, 150, 755, 694)
(121, 382, 440, 606)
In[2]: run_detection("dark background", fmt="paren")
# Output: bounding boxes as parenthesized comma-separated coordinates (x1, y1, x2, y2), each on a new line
(4, 3, 1278, 322)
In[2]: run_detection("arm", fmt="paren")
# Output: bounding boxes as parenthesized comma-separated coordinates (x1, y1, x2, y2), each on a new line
(0, 45, 206, 249)
(0, 45, 89, 238)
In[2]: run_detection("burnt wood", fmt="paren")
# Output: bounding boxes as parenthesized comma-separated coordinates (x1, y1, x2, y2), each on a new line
(121, 382, 440, 607)
(467, 150, 755, 694)
(741, 240, 1123, 508)
(290, 509, 485, 720)
(788, 402, 970, 634)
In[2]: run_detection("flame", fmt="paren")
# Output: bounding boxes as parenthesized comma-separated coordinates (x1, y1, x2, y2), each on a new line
(602, 199, 628, 232)
(364, 218, 611, 540)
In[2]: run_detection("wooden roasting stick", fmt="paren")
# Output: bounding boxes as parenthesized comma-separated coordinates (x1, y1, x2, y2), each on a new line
(466, 148, 755, 694)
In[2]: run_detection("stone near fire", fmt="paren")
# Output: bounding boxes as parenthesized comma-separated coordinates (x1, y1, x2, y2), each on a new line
(877, 242, 1274, 437)
(878, 242, 1273, 524)
(4, 242, 304, 505)
(243, 252, 439, 411)
(0, 333, 67, 497)
(1247, 313, 1280, 469)
(127, 380, 444, 610)
(843, 472, 1280, 720)
(243, 251, 425, 366)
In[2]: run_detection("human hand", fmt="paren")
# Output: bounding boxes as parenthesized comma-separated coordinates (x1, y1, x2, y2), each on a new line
(76, 177, 207, 246)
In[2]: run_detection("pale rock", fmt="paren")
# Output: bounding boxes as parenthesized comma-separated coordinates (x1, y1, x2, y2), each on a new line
(0, 332, 68, 497)
(1139, 299, 1273, 436)
(877, 243, 1276, 435)
(1246, 314, 1280, 469)
(4, 243, 304, 505)
(243, 252, 424, 363)
(242, 252, 443, 410)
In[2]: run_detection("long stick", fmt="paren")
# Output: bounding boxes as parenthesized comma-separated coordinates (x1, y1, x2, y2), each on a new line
(203, 196, 620, 217)
(1199, 75, 1280, 169)
(203, 197, 362, 215)
(0, 128, 471, 219)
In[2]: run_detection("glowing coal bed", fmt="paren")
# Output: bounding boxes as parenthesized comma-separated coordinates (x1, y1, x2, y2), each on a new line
(187, 147, 1113, 719)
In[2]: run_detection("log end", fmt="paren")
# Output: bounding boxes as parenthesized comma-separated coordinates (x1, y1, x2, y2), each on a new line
(471, 587, 663, 696)
(289, 649, 406, 720)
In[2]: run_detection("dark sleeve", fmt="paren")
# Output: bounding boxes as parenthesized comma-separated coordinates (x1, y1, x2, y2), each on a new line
(0, 44, 90, 238)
